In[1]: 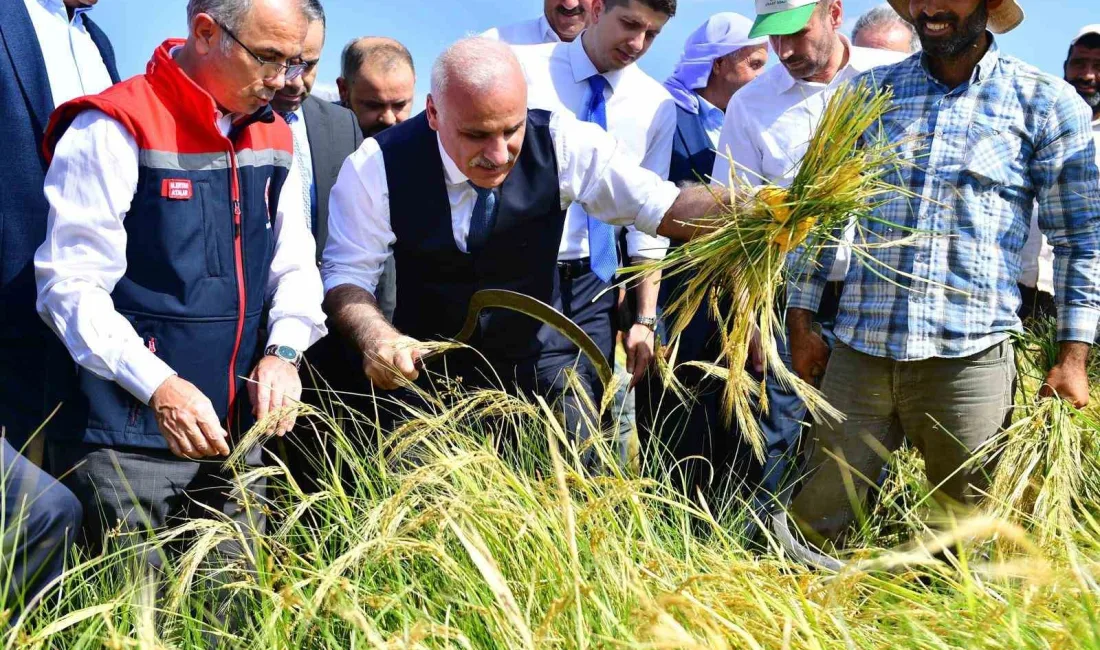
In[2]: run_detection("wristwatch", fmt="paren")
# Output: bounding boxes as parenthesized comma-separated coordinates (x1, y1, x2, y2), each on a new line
(264, 344, 303, 369)
(634, 315, 658, 332)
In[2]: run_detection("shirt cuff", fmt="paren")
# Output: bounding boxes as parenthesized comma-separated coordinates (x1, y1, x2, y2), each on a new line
(1057, 305, 1100, 344)
(116, 340, 177, 405)
(322, 272, 376, 296)
(786, 277, 827, 314)
(626, 230, 670, 260)
(633, 181, 681, 238)
(267, 316, 317, 352)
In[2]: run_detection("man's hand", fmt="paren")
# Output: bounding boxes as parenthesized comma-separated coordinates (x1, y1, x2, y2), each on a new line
(787, 308, 829, 385)
(150, 375, 231, 459)
(1041, 341, 1091, 408)
(364, 334, 426, 390)
(624, 323, 656, 389)
(249, 355, 303, 436)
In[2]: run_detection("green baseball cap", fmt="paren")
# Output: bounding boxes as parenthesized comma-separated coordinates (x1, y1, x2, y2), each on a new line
(749, 0, 819, 39)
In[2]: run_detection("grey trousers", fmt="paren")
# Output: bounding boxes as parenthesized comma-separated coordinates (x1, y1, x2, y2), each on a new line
(790, 339, 1016, 545)
(49, 442, 266, 564)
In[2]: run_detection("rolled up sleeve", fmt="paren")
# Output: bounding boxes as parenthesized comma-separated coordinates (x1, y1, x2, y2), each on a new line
(550, 111, 680, 237)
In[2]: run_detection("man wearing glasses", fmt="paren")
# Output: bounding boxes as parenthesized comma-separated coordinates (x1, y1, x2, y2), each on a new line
(34, 0, 327, 556)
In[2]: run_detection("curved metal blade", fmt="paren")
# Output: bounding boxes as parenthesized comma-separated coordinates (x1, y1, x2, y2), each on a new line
(420, 288, 613, 389)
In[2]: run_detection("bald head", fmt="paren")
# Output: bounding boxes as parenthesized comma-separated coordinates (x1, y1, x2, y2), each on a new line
(426, 38, 529, 189)
(429, 37, 526, 115)
(337, 36, 415, 136)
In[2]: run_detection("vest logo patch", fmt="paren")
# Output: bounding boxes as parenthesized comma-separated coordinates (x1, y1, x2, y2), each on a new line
(161, 179, 193, 200)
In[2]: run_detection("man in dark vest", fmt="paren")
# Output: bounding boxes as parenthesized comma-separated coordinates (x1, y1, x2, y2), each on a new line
(34, 0, 327, 551)
(321, 37, 733, 423)
(0, 0, 118, 613)
(637, 12, 768, 502)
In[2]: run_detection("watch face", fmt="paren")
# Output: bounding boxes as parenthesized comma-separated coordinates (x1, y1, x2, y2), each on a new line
(276, 345, 297, 361)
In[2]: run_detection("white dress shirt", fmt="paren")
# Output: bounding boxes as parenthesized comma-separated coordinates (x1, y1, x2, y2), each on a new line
(1019, 117, 1100, 295)
(514, 37, 676, 261)
(482, 14, 560, 45)
(36, 110, 328, 405)
(322, 111, 681, 296)
(714, 39, 906, 282)
(23, 0, 114, 107)
(284, 108, 315, 232)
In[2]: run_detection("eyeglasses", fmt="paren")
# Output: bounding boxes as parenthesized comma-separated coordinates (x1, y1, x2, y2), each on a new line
(216, 21, 306, 82)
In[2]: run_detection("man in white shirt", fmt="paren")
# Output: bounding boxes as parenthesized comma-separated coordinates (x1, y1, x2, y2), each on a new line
(483, 0, 593, 45)
(712, 0, 906, 512)
(511, 0, 676, 451)
(322, 38, 730, 428)
(0, 0, 117, 611)
(35, 0, 327, 554)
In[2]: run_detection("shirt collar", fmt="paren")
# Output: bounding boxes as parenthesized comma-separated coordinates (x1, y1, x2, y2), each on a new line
(437, 134, 469, 186)
(774, 35, 863, 93)
(538, 14, 561, 44)
(696, 93, 722, 117)
(919, 32, 1001, 87)
(567, 34, 626, 93)
(36, 0, 91, 24)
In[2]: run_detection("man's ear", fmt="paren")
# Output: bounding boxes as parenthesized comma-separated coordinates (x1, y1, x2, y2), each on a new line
(191, 13, 219, 56)
(426, 94, 440, 131)
(336, 77, 349, 103)
(828, 0, 844, 31)
(987, 0, 1006, 11)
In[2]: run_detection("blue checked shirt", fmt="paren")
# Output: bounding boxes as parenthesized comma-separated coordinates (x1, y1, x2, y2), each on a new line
(789, 40, 1100, 361)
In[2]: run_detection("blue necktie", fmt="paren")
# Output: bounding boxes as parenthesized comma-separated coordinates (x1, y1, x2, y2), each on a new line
(467, 181, 498, 253)
(583, 75, 618, 282)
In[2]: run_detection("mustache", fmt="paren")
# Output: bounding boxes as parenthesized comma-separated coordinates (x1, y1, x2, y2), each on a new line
(468, 154, 516, 171)
(555, 4, 586, 17)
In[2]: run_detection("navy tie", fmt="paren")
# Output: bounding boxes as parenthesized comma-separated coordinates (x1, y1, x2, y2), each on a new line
(582, 75, 618, 282)
(467, 181, 498, 253)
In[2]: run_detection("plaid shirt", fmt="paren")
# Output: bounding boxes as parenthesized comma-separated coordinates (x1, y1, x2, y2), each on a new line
(789, 40, 1100, 361)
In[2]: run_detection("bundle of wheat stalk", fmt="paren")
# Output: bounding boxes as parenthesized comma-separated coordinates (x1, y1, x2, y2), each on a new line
(629, 80, 919, 460)
(969, 322, 1100, 549)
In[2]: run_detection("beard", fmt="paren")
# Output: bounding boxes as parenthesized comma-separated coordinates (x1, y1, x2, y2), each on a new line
(917, 1, 988, 59)
(1077, 88, 1100, 110)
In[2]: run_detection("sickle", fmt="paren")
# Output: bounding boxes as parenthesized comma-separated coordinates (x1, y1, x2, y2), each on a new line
(419, 288, 614, 390)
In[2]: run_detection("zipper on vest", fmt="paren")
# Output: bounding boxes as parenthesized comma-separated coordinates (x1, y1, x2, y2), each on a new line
(226, 152, 247, 432)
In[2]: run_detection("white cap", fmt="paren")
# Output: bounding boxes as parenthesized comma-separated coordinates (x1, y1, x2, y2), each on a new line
(1071, 24, 1100, 47)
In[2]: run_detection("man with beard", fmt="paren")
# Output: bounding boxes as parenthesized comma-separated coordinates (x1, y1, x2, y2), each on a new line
(712, 0, 904, 518)
(788, 0, 1100, 547)
(512, 0, 677, 460)
(337, 37, 415, 140)
(484, 1, 593, 45)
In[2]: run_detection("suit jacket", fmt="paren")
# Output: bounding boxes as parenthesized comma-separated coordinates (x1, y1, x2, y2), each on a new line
(0, 1, 120, 445)
(301, 95, 362, 261)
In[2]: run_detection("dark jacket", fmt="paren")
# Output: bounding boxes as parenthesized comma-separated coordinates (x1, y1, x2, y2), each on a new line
(0, 1, 119, 446)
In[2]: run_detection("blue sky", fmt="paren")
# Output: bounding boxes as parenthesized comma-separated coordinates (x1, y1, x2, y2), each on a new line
(90, 0, 1097, 106)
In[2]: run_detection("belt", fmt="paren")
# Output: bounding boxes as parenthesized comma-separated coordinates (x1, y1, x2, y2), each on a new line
(557, 257, 591, 281)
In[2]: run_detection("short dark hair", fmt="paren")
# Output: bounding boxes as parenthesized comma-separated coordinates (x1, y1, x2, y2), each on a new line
(602, 0, 676, 18)
(340, 37, 415, 83)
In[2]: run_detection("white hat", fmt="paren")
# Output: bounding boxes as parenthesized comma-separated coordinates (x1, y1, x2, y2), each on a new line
(1071, 24, 1100, 47)
(887, 0, 1024, 35)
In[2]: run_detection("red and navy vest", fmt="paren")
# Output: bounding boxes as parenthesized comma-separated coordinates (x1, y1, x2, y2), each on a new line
(43, 39, 293, 449)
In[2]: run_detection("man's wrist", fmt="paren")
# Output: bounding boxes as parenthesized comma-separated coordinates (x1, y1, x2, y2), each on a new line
(1055, 341, 1090, 368)
(634, 315, 658, 331)
(264, 344, 303, 368)
(787, 308, 817, 336)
